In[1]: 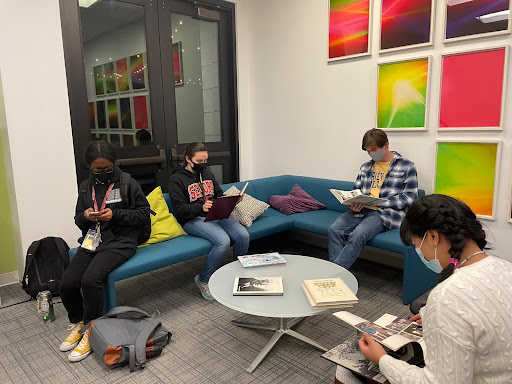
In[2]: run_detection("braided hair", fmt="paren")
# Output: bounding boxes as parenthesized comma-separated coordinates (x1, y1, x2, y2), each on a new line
(400, 194, 487, 283)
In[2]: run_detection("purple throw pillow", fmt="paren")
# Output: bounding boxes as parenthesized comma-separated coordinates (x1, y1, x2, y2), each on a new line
(269, 184, 326, 215)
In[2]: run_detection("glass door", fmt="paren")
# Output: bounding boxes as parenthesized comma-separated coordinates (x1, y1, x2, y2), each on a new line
(60, 0, 238, 190)
(158, 0, 238, 184)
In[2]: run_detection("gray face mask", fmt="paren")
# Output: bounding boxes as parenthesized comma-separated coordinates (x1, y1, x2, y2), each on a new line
(369, 148, 386, 162)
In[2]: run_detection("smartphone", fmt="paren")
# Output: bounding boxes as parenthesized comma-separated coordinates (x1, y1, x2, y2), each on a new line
(89, 211, 102, 217)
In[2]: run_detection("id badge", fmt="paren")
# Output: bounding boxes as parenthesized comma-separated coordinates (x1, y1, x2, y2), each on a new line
(81, 229, 100, 251)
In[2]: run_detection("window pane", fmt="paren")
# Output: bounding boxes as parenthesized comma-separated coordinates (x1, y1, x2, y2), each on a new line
(80, 0, 152, 147)
(171, 14, 222, 144)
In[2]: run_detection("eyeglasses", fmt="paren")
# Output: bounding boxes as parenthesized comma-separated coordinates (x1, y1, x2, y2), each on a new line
(91, 166, 114, 174)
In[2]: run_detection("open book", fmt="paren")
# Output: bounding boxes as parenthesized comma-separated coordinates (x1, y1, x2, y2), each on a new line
(322, 337, 389, 384)
(333, 311, 426, 354)
(330, 189, 387, 208)
(205, 182, 249, 222)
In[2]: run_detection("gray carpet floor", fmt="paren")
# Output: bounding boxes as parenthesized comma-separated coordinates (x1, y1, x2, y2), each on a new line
(0, 243, 429, 383)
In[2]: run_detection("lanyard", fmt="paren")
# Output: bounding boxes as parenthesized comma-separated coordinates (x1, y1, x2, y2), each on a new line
(92, 183, 115, 228)
(457, 250, 486, 268)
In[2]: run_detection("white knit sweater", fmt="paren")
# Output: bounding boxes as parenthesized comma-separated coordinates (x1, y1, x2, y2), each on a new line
(379, 255, 512, 384)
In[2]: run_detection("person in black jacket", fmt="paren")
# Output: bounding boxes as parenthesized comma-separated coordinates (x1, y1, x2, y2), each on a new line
(169, 142, 249, 300)
(59, 141, 150, 362)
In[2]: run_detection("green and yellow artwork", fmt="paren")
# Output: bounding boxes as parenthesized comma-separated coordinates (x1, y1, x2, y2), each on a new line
(435, 142, 499, 218)
(93, 65, 104, 96)
(104, 62, 116, 94)
(377, 58, 429, 129)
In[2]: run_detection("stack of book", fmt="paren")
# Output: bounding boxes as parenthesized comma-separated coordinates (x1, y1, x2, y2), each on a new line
(301, 278, 358, 309)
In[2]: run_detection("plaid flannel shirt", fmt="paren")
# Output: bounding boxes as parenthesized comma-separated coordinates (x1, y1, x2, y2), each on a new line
(354, 152, 418, 229)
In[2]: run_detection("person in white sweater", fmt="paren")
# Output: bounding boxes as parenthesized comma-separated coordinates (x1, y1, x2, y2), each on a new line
(336, 194, 512, 384)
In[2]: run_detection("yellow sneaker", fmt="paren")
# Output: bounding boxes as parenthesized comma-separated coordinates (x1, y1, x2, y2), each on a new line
(68, 328, 91, 362)
(59, 322, 84, 352)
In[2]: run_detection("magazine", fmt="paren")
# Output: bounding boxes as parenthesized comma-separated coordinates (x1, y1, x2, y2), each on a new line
(232, 277, 283, 296)
(322, 337, 389, 384)
(237, 252, 286, 268)
(333, 312, 425, 353)
(330, 189, 387, 208)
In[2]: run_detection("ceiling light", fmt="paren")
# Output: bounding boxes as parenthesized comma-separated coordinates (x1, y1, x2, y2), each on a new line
(477, 10, 509, 23)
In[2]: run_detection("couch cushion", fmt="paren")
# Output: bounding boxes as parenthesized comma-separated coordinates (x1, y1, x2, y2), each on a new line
(367, 229, 408, 254)
(109, 236, 213, 281)
(250, 175, 294, 203)
(70, 235, 213, 282)
(139, 187, 186, 247)
(269, 183, 326, 215)
(287, 176, 354, 212)
(245, 214, 294, 240)
(290, 210, 342, 236)
(224, 185, 270, 226)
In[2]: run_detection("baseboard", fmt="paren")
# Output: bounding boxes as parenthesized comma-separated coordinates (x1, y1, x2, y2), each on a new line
(0, 271, 19, 287)
(288, 229, 404, 270)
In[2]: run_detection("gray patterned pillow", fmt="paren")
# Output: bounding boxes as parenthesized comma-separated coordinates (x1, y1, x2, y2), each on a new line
(224, 186, 269, 227)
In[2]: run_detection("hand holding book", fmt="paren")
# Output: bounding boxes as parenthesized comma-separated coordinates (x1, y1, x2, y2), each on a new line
(359, 332, 388, 365)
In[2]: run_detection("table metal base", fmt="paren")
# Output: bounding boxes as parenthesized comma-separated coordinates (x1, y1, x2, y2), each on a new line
(232, 317, 327, 373)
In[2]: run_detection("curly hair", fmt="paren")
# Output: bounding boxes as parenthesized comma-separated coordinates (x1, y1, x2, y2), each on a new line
(400, 194, 488, 282)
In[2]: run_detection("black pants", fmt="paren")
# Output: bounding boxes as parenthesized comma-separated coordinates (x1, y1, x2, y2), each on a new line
(60, 249, 127, 324)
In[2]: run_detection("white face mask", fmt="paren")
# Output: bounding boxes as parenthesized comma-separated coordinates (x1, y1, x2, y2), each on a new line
(415, 232, 443, 274)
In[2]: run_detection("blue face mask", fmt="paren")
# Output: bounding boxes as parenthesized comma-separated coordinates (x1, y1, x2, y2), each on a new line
(416, 232, 443, 274)
(369, 148, 386, 162)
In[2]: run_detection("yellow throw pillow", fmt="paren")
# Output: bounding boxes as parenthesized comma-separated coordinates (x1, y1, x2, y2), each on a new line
(138, 186, 186, 247)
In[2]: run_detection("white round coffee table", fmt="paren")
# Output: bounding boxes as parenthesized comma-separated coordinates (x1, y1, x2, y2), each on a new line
(209, 254, 358, 373)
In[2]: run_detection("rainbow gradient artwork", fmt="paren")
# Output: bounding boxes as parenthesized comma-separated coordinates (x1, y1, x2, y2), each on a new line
(88, 102, 95, 130)
(435, 142, 499, 218)
(445, 0, 510, 41)
(104, 62, 116, 94)
(96, 100, 106, 128)
(329, 0, 371, 60)
(173, 42, 184, 85)
(377, 58, 429, 129)
(380, 0, 433, 51)
(130, 53, 146, 90)
(93, 65, 104, 96)
(116, 58, 129, 92)
(107, 99, 119, 129)
(119, 98, 132, 129)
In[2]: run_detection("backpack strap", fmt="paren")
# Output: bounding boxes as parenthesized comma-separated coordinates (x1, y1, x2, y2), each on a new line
(104, 306, 151, 319)
(79, 179, 89, 204)
(133, 319, 161, 369)
(120, 172, 131, 208)
(22, 241, 41, 289)
(53, 237, 70, 267)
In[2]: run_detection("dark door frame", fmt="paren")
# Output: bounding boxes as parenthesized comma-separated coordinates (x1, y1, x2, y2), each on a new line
(59, 0, 239, 188)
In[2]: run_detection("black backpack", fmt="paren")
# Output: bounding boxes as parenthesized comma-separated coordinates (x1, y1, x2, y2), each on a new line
(79, 172, 152, 245)
(22, 237, 70, 299)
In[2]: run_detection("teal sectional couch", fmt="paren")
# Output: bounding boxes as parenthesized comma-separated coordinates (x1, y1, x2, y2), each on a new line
(69, 175, 438, 311)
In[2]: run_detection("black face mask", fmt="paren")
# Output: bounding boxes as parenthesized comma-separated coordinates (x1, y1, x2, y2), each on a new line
(190, 161, 207, 174)
(92, 170, 112, 185)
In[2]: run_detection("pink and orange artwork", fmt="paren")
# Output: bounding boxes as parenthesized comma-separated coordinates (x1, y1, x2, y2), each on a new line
(439, 47, 507, 130)
(380, 0, 434, 52)
(329, 0, 372, 60)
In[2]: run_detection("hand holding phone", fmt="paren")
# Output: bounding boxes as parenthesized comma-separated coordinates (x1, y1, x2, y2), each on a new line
(89, 211, 102, 217)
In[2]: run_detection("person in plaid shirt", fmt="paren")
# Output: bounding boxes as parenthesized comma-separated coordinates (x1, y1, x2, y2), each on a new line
(329, 129, 418, 269)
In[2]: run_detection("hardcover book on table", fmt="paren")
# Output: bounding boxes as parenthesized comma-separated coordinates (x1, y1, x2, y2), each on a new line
(237, 253, 286, 267)
(302, 278, 358, 307)
(233, 277, 283, 296)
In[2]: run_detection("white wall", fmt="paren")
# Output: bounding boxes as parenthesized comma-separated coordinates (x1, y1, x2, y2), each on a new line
(0, 0, 80, 274)
(238, 0, 512, 259)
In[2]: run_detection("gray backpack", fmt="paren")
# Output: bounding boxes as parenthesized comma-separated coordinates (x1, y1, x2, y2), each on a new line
(85, 306, 171, 371)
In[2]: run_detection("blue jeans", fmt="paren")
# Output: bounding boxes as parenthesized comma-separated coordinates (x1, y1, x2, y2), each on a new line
(184, 217, 250, 283)
(328, 209, 385, 269)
